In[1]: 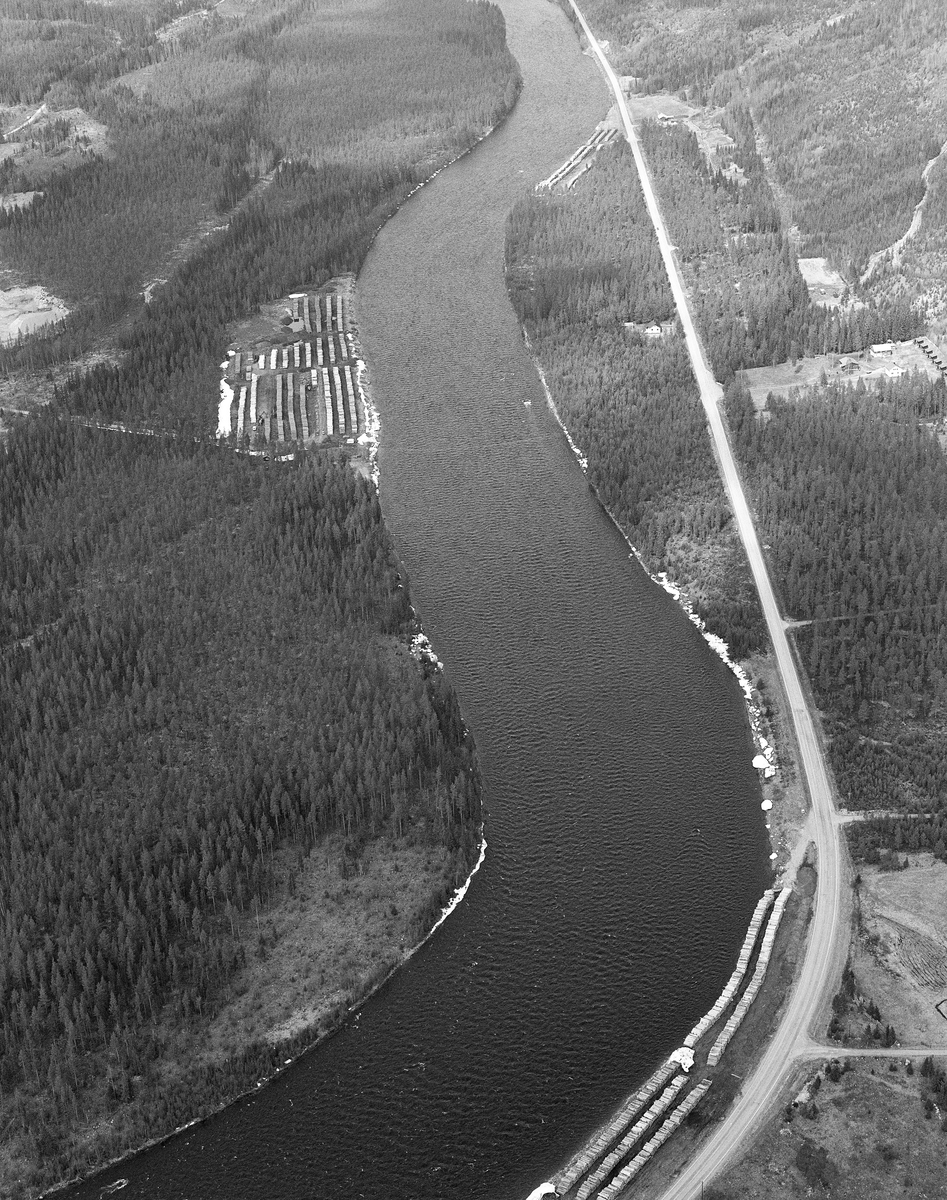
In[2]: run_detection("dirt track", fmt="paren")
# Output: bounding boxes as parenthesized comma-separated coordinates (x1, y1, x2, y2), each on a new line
(563, 3, 848, 1194)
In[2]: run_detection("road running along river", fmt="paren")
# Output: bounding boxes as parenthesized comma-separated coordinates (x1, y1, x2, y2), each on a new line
(69, 1, 769, 1197)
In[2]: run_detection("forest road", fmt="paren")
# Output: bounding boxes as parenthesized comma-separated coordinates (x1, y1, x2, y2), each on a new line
(562, 2, 847, 1196)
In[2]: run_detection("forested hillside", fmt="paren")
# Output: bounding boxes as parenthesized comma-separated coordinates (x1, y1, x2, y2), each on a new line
(725, 375, 947, 861)
(0, 0, 518, 369)
(551, 0, 947, 876)
(0, 0, 517, 1191)
(0, 422, 479, 1188)
(639, 116, 920, 380)
(506, 142, 765, 656)
(572, 0, 947, 309)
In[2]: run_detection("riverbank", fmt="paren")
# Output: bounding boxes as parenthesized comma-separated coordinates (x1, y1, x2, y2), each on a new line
(1, 8, 521, 1191)
(25, 806, 485, 1200)
(525, 333, 782, 848)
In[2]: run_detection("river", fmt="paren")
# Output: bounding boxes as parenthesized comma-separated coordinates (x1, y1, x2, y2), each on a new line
(69, 1, 768, 1196)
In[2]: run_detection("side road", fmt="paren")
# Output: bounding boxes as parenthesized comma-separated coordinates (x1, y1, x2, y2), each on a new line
(562, 3, 847, 1195)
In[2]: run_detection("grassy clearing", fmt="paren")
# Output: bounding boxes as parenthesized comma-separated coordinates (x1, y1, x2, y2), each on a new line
(854, 857, 947, 1045)
(709, 1055, 947, 1199)
(166, 829, 452, 1065)
(739, 341, 942, 409)
(797, 256, 847, 307)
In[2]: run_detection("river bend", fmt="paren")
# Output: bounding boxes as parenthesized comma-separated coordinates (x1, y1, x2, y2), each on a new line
(70, 2, 768, 1196)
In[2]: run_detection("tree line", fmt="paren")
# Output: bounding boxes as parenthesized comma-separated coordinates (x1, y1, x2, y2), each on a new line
(640, 116, 922, 381)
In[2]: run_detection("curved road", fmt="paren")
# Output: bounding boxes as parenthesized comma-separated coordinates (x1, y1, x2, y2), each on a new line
(562, 3, 847, 1194)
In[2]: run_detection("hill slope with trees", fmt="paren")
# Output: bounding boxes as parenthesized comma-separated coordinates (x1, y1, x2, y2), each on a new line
(571, 0, 947, 292)
(0, 0, 517, 1192)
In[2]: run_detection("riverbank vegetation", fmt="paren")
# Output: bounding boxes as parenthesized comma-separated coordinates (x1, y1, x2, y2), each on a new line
(0, 0, 517, 1192)
(563, 0, 947, 865)
(506, 141, 765, 656)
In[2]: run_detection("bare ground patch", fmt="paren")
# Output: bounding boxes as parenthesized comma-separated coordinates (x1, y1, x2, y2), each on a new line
(192, 832, 452, 1060)
(0, 347, 118, 436)
(709, 1055, 947, 1200)
(797, 256, 848, 307)
(853, 857, 947, 1047)
(0, 280, 68, 345)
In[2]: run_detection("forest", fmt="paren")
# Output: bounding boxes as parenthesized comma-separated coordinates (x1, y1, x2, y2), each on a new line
(0, 0, 518, 368)
(724, 373, 947, 861)
(0, 421, 480, 1187)
(573, 0, 947, 293)
(506, 141, 765, 657)
(638, 114, 921, 381)
(507, 102, 947, 869)
(0, 0, 518, 1190)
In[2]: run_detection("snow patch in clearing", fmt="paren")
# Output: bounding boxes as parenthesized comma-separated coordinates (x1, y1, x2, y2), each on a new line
(217, 380, 234, 438)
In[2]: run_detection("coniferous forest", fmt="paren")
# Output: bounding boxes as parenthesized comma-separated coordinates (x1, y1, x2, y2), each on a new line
(725, 375, 947, 863)
(0, 0, 518, 1190)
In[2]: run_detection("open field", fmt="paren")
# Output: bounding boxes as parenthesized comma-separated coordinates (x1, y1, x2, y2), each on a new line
(0, 191, 41, 213)
(625, 92, 738, 175)
(854, 857, 947, 1046)
(177, 827, 452, 1062)
(797, 256, 847, 308)
(740, 340, 942, 409)
(0, 104, 109, 182)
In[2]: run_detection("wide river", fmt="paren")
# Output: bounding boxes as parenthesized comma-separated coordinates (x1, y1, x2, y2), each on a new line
(72, 1, 768, 1197)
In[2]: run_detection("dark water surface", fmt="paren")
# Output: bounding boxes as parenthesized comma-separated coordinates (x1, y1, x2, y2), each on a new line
(70, 2, 768, 1197)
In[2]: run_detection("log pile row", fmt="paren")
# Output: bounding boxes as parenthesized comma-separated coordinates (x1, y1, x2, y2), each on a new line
(546, 885, 785, 1199)
(682, 888, 775, 1049)
(538, 128, 619, 191)
(574, 1075, 688, 1200)
(219, 290, 364, 444)
(595, 1079, 714, 1200)
(553, 1060, 679, 1196)
(706, 886, 792, 1066)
